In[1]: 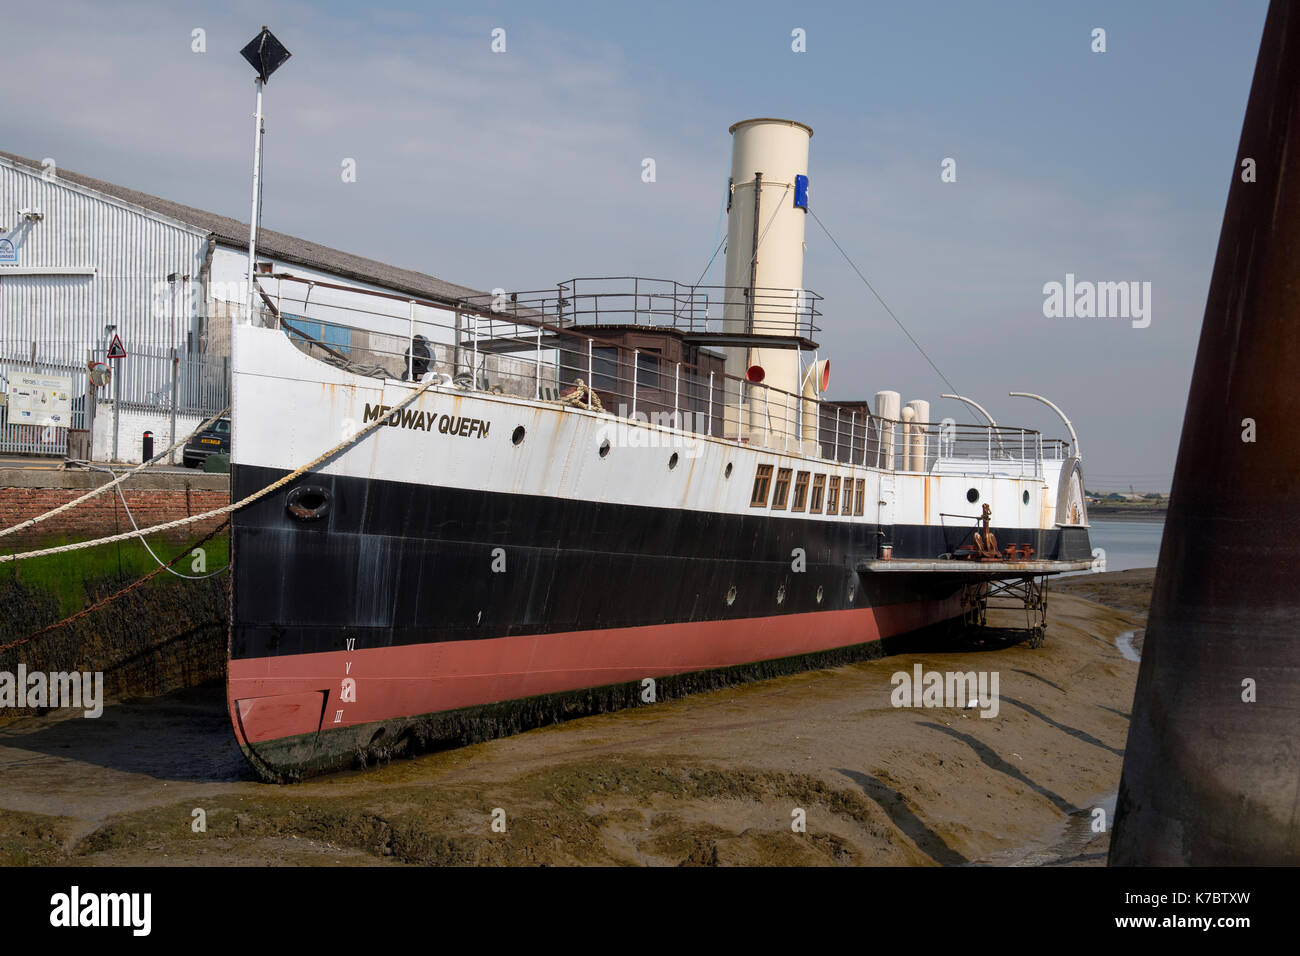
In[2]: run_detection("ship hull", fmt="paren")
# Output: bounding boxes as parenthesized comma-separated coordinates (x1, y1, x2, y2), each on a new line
(227, 324, 1090, 781)
(228, 463, 1076, 781)
(230, 597, 963, 781)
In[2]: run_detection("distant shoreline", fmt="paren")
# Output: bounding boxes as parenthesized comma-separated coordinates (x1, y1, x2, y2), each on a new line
(1087, 504, 1166, 519)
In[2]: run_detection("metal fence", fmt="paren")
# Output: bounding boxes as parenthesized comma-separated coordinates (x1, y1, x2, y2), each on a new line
(457, 276, 824, 339)
(111, 344, 229, 416)
(0, 347, 228, 457)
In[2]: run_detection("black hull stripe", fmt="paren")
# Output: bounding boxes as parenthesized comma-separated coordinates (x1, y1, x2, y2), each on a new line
(230, 464, 1091, 660)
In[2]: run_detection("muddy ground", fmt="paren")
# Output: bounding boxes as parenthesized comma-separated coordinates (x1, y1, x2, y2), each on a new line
(0, 569, 1152, 866)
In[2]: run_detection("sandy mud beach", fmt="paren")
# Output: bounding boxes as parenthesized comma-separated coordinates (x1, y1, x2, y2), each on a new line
(0, 570, 1151, 866)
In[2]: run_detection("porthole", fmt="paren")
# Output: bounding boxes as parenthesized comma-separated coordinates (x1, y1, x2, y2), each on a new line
(724, 462, 734, 479)
(511, 425, 526, 446)
(599, 438, 611, 458)
(668, 452, 679, 470)
(1022, 490, 1030, 505)
(776, 584, 786, 605)
(815, 585, 824, 605)
(966, 488, 980, 504)
(726, 585, 737, 606)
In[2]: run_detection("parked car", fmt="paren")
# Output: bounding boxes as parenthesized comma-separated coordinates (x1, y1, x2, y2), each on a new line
(183, 417, 231, 467)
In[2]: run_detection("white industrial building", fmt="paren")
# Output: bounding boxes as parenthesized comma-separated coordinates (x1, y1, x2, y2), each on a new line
(0, 149, 512, 462)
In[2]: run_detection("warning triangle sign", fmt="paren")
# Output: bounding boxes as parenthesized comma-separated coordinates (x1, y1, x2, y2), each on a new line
(107, 334, 126, 360)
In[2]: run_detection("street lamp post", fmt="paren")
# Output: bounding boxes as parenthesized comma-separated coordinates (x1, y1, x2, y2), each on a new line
(168, 271, 178, 462)
(239, 27, 292, 326)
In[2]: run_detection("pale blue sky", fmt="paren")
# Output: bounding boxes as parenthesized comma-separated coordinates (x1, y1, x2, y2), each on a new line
(4, 0, 1271, 490)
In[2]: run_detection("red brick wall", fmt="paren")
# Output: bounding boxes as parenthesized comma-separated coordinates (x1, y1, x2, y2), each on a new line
(0, 486, 229, 545)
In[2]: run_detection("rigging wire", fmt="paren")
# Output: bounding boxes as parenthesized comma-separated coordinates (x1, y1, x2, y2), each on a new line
(808, 208, 974, 424)
(691, 233, 726, 290)
(752, 184, 792, 264)
(695, 184, 728, 289)
(691, 182, 791, 290)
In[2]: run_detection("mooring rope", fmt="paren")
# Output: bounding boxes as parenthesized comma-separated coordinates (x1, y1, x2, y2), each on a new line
(80, 461, 230, 580)
(0, 405, 231, 541)
(0, 374, 442, 566)
(550, 378, 604, 411)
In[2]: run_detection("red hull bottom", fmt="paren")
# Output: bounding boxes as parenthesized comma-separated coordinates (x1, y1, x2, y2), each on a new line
(228, 596, 962, 778)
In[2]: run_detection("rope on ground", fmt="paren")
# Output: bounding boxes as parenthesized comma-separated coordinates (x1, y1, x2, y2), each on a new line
(0, 374, 443, 566)
(0, 405, 231, 541)
(0, 520, 230, 653)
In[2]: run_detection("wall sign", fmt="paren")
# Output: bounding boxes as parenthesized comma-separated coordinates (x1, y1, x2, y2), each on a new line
(7, 371, 73, 427)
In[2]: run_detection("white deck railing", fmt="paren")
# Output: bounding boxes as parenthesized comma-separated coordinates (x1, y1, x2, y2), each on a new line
(242, 276, 1069, 480)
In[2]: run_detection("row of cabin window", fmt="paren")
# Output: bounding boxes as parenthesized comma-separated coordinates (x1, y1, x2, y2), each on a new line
(749, 465, 866, 516)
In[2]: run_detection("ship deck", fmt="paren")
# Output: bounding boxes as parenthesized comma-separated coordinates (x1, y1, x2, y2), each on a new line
(858, 558, 1094, 575)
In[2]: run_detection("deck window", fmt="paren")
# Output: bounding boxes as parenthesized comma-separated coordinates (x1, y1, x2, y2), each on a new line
(791, 471, 810, 512)
(826, 476, 840, 515)
(750, 465, 773, 507)
(854, 478, 866, 515)
(842, 478, 854, 515)
(809, 474, 825, 513)
(636, 350, 661, 390)
(282, 314, 352, 357)
(771, 468, 793, 509)
(592, 347, 620, 393)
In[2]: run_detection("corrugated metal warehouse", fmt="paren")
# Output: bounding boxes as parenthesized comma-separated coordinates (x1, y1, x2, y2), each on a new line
(0, 150, 486, 462)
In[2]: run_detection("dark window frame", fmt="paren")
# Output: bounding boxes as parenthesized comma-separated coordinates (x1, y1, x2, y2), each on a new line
(591, 346, 620, 393)
(791, 471, 810, 512)
(809, 474, 825, 513)
(772, 467, 793, 510)
(750, 464, 773, 507)
(635, 349, 661, 391)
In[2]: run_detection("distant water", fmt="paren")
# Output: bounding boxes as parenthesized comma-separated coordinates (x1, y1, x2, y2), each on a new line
(1085, 517, 1165, 573)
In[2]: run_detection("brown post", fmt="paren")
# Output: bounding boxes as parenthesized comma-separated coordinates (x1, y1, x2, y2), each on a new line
(1110, 0, 1300, 865)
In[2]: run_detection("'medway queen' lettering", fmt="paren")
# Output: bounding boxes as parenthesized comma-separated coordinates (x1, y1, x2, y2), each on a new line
(362, 403, 491, 439)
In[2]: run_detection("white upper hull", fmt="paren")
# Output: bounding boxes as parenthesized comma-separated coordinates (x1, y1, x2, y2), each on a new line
(233, 324, 1077, 533)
